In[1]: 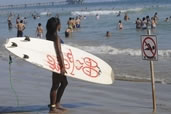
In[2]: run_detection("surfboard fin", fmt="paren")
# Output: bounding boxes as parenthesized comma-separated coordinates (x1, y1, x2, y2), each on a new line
(24, 36, 30, 41)
(23, 54, 29, 59)
(11, 42, 18, 47)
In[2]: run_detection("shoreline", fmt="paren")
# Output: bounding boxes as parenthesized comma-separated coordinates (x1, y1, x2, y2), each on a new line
(0, 59, 171, 114)
(116, 77, 170, 85)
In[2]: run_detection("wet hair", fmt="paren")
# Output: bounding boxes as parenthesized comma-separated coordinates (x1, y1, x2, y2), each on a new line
(38, 23, 41, 26)
(46, 17, 61, 34)
(142, 17, 146, 21)
(20, 20, 23, 23)
(106, 31, 111, 37)
(146, 15, 150, 19)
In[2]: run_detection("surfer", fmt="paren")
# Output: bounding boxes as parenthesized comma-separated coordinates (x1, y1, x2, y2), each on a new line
(46, 17, 68, 113)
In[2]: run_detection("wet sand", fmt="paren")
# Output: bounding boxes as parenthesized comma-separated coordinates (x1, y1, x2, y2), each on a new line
(0, 58, 171, 114)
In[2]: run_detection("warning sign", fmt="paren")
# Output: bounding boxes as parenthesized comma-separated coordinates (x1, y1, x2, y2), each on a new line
(141, 35, 158, 61)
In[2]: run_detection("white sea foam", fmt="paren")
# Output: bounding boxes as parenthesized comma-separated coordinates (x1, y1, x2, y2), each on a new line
(117, 73, 167, 84)
(75, 45, 171, 57)
(71, 8, 143, 16)
(72, 10, 120, 16)
(40, 11, 51, 16)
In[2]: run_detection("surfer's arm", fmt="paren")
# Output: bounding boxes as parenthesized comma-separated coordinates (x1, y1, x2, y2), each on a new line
(55, 37, 65, 74)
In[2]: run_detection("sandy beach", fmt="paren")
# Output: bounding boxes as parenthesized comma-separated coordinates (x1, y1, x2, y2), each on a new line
(0, 58, 171, 114)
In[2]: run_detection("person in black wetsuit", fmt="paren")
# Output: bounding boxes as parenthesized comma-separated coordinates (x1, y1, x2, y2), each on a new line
(46, 17, 68, 113)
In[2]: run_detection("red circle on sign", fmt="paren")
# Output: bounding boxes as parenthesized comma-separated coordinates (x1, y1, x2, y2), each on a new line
(142, 37, 156, 58)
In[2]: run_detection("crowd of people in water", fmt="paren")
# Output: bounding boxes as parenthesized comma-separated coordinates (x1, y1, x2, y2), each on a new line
(7, 12, 45, 38)
(106, 11, 171, 37)
(7, 10, 171, 39)
(65, 15, 84, 38)
(135, 12, 158, 30)
(7, 12, 85, 39)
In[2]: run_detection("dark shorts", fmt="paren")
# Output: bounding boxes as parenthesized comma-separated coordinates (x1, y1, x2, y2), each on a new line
(65, 31, 69, 38)
(52, 72, 68, 84)
(76, 24, 80, 28)
(17, 30, 23, 37)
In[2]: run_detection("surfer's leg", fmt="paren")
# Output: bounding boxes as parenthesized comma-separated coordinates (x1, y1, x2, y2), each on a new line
(56, 76, 68, 110)
(49, 72, 60, 113)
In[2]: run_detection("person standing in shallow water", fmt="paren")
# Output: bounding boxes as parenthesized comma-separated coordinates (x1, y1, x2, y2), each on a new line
(16, 20, 25, 37)
(36, 23, 43, 38)
(118, 20, 123, 30)
(46, 17, 68, 113)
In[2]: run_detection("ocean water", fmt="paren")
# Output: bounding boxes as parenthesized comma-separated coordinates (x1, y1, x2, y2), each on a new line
(0, 0, 171, 84)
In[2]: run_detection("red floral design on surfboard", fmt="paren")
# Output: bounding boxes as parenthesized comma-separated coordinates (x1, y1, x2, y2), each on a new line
(46, 49, 101, 78)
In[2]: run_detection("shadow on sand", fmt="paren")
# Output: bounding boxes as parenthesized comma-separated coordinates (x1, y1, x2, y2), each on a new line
(0, 102, 102, 113)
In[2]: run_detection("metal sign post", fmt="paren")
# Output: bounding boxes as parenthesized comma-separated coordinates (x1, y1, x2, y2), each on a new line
(141, 29, 158, 112)
(150, 59, 157, 112)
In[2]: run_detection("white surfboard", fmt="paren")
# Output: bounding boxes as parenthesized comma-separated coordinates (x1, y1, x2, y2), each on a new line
(4, 37, 114, 85)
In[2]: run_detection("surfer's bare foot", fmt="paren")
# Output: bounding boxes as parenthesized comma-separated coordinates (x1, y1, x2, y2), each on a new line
(49, 105, 61, 113)
(56, 103, 67, 111)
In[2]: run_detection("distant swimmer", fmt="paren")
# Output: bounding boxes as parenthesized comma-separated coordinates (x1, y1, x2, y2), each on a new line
(96, 14, 100, 20)
(67, 17, 73, 31)
(151, 17, 156, 29)
(7, 15, 13, 29)
(124, 12, 130, 21)
(117, 11, 121, 17)
(153, 12, 158, 24)
(84, 16, 87, 20)
(106, 31, 111, 37)
(16, 15, 20, 24)
(36, 23, 43, 38)
(165, 17, 169, 22)
(23, 17, 27, 24)
(118, 20, 123, 30)
(141, 17, 147, 29)
(65, 27, 72, 38)
(75, 16, 81, 28)
(146, 16, 151, 29)
(135, 18, 142, 29)
(16, 20, 25, 37)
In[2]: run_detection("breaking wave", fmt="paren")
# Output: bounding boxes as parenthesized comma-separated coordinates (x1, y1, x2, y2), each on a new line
(77, 45, 171, 57)
(71, 8, 143, 16)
